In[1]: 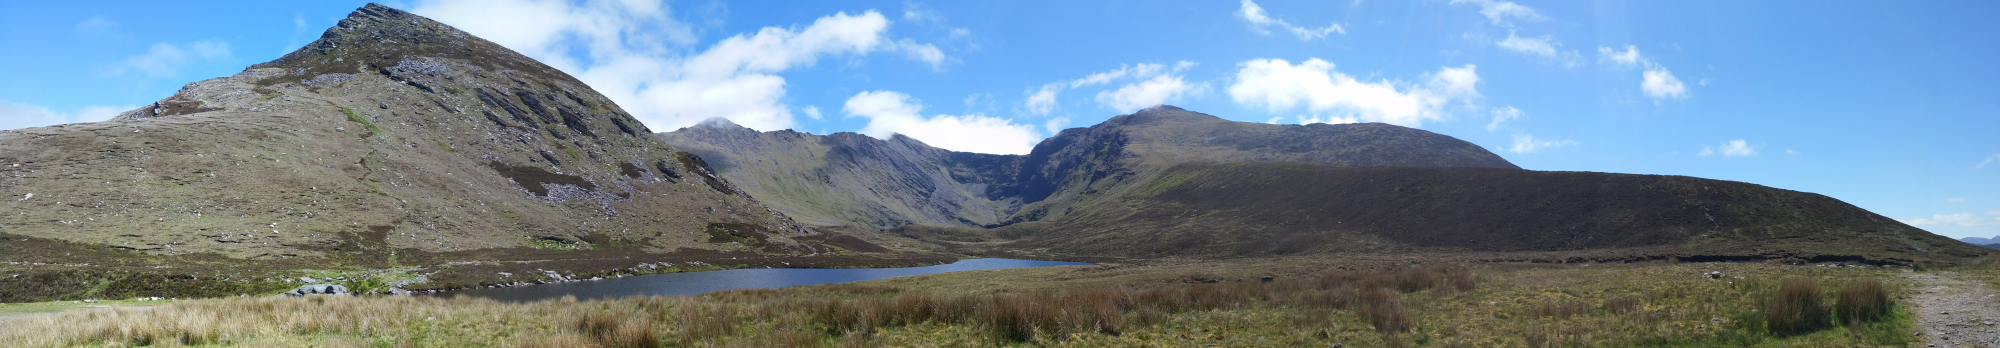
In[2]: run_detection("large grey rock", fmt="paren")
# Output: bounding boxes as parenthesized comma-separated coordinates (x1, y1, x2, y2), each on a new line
(283, 284, 351, 297)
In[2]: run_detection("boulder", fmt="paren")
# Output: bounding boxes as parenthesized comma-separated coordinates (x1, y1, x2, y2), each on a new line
(283, 284, 352, 297)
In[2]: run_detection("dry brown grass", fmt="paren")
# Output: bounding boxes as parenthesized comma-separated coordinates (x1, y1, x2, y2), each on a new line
(1765, 277, 1830, 336)
(1601, 293, 1642, 314)
(0, 259, 1930, 347)
(1835, 278, 1890, 326)
(1357, 287, 1409, 332)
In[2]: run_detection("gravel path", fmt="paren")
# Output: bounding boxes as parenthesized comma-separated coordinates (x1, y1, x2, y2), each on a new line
(1906, 271, 2000, 348)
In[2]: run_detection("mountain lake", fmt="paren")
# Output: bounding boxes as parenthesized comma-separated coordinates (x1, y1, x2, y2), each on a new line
(437, 258, 1093, 302)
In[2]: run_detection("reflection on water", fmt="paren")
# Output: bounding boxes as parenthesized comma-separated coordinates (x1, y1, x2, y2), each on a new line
(441, 258, 1093, 302)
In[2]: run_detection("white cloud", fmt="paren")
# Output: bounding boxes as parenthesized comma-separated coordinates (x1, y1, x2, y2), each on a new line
(1699, 139, 1755, 157)
(893, 38, 948, 70)
(1598, 45, 1644, 66)
(1025, 61, 1200, 115)
(1449, 0, 1545, 25)
(1903, 212, 2000, 227)
(844, 91, 1041, 155)
(112, 40, 232, 77)
(1978, 153, 2000, 168)
(1598, 45, 1690, 100)
(1024, 85, 1059, 116)
(1237, 0, 1344, 40)
(1095, 74, 1201, 113)
(1642, 67, 1688, 100)
(0, 101, 133, 131)
(413, 0, 946, 132)
(1486, 105, 1522, 131)
(1507, 133, 1577, 154)
(1297, 115, 1359, 125)
(1044, 116, 1071, 133)
(1496, 31, 1557, 57)
(1227, 58, 1478, 128)
(801, 105, 822, 119)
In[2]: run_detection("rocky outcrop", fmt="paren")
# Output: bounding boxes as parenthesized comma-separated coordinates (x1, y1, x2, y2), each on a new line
(283, 284, 351, 297)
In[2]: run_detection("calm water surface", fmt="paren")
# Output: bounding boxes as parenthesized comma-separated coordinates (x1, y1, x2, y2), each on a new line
(442, 258, 1092, 302)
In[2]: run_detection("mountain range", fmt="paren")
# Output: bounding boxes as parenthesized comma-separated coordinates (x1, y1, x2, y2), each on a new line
(0, 3, 1989, 302)
(663, 107, 1989, 264)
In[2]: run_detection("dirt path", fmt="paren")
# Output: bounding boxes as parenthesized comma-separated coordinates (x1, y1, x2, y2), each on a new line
(1905, 271, 2000, 348)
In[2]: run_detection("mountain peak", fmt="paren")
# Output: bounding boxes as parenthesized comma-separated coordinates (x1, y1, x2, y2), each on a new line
(249, 3, 573, 86)
(694, 117, 750, 130)
(1107, 105, 1225, 126)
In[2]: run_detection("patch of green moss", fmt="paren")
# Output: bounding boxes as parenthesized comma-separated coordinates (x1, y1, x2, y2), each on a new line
(342, 107, 382, 137)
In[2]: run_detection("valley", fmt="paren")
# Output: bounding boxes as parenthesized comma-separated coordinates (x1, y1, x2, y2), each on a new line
(0, 2, 1994, 347)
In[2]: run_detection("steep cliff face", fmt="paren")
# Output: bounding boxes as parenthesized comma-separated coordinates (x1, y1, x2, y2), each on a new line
(663, 105, 1522, 228)
(0, 3, 816, 259)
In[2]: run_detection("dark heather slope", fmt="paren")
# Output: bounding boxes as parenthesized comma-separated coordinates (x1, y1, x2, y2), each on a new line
(660, 119, 1022, 229)
(1001, 105, 1518, 223)
(0, 3, 900, 277)
(661, 105, 1518, 228)
(1006, 162, 1992, 265)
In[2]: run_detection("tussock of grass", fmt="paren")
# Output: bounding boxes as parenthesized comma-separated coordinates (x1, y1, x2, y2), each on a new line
(1835, 278, 1890, 326)
(1765, 277, 1830, 336)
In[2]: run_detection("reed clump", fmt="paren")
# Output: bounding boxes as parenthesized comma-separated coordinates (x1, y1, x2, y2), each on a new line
(1835, 278, 1890, 326)
(1764, 277, 1830, 336)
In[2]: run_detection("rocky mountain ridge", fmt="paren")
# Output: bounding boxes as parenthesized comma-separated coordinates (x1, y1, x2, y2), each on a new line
(661, 105, 1520, 228)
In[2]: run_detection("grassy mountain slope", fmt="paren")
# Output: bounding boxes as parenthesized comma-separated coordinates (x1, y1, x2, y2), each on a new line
(1002, 162, 1991, 264)
(1002, 105, 1519, 224)
(0, 4, 929, 301)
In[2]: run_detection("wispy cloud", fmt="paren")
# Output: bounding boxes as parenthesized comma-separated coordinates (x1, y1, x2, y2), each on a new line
(1948, 198, 1967, 203)
(1496, 31, 1557, 57)
(1025, 61, 1201, 115)
(800, 105, 822, 120)
(1228, 58, 1479, 128)
(0, 101, 133, 131)
(1486, 105, 1522, 131)
(1507, 133, 1577, 154)
(1978, 153, 2000, 168)
(1599, 45, 1644, 67)
(1902, 210, 2000, 227)
(73, 15, 119, 36)
(1449, 0, 1545, 26)
(1237, 0, 1344, 40)
(1599, 45, 1690, 101)
(844, 90, 1040, 155)
(1698, 139, 1755, 157)
(414, 0, 948, 132)
(111, 40, 231, 77)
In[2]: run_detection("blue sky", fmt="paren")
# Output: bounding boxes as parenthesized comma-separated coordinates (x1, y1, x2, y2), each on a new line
(2, 1, 1997, 239)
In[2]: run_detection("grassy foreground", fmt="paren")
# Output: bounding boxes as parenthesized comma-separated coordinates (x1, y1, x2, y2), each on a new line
(0, 258, 1924, 347)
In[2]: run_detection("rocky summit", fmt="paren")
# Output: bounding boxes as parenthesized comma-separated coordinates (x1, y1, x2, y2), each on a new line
(0, 4, 929, 301)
